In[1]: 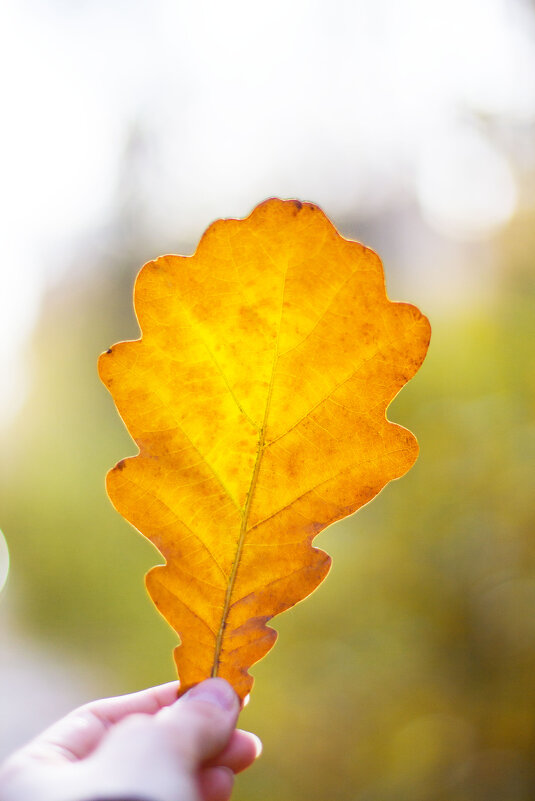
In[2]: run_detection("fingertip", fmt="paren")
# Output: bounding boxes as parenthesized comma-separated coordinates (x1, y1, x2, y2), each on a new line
(231, 731, 261, 773)
(182, 678, 239, 713)
(199, 765, 235, 801)
(207, 728, 263, 773)
(248, 731, 263, 759)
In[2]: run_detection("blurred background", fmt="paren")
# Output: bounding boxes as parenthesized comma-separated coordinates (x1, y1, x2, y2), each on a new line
(1, 0, 534, 798)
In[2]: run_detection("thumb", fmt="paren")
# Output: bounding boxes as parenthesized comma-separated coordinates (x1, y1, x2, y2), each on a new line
(155, 678, 240, 766)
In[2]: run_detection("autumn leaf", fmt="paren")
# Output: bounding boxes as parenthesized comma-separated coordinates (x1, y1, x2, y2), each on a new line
(98, 198, 430, 699)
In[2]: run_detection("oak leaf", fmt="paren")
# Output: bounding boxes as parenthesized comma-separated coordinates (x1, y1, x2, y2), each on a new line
(99, 198, 430, 699)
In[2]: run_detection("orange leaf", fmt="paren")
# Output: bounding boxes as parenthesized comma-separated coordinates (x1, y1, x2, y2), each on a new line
(98, 199, 430, 699)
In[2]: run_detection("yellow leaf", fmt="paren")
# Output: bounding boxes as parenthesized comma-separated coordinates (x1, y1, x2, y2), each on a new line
(98, 198, 431, 699)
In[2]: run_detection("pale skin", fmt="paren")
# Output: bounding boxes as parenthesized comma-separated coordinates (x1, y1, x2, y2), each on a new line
(0, 678, 261, 801)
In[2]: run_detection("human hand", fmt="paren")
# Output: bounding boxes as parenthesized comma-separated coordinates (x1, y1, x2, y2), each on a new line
(0, 678, 261, 801)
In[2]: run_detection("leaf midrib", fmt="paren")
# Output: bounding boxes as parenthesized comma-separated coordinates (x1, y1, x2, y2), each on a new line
(210, 255, 288, 677)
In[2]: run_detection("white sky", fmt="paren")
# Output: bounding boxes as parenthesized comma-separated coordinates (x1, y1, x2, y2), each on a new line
(1, 0, 535, 424)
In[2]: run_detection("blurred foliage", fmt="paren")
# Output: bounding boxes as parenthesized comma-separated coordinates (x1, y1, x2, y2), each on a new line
(0, 207, 534, 799)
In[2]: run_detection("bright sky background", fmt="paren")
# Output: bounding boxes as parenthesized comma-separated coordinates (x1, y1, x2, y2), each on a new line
(1, 0, 534, 424)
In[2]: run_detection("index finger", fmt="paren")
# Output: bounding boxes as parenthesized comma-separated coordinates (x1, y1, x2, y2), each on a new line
(23, 681, 180, 763)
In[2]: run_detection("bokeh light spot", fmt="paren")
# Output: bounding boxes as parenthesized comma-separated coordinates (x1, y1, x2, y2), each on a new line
(0, 530, 9, 594)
